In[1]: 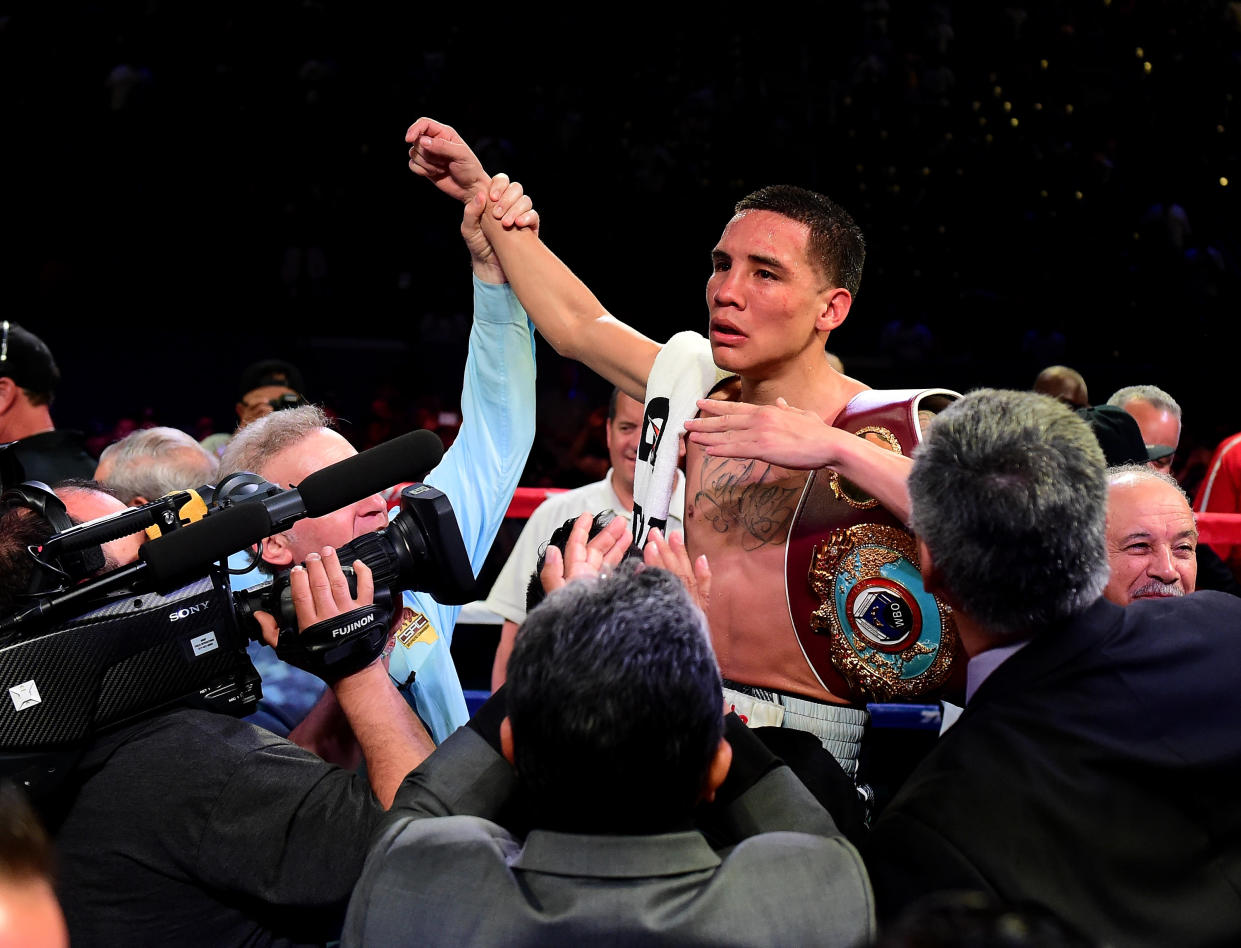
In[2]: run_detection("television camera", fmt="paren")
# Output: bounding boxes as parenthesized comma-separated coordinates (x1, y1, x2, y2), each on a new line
(0, 430, 475, 794)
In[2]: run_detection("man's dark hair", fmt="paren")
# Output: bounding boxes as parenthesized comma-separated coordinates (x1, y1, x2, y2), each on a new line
(908, 389, 1108, 638)
(0, 780, 56, 883)
(607, 385, 622, 422)
(734, 185, 866, 296)
(53, 477, 121, 504)
(507, 564, 723, 834)
(1, 481, 122, 619)
(0, 505, 53, 620)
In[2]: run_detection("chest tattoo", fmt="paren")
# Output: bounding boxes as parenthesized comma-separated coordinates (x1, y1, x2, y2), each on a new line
(693, 458, 802, 550)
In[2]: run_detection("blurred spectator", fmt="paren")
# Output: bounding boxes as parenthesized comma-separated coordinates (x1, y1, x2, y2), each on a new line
(200, 359, 307, 459)
(1075, 404, 1168, 467)
(0, 781, 68, 948)
(95, 426, 219, 505)
(1101, 464, 1196, 605)
(1106, 385, 1181, 474)
(1104, 386, 1237, 593)
(0, 322, 94, 489)
(1033, 365, 1088, 409)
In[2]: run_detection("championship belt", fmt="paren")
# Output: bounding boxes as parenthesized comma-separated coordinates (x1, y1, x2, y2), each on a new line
(784, 388, 965, 704)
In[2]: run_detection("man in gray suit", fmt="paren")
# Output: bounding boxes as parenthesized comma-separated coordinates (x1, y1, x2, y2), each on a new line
(344, 554, 874, 946)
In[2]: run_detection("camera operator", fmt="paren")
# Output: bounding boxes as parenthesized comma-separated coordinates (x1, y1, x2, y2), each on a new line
(1, 485, 436, 947)
(219, 173, 540, 760)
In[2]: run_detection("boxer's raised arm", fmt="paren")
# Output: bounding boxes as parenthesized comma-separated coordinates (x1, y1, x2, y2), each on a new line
(407, 117, 660, 401)
(406, 117, 491, 202)
(479, 216, 659, 402)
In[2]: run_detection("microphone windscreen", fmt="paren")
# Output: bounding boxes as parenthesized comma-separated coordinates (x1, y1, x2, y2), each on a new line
(140, 502, 273, 588)
(297, 429, 444, 518)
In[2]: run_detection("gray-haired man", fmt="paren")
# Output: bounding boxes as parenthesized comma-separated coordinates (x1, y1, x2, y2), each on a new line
(95, 427, 218, 506)
(865, 389, 1241, 945)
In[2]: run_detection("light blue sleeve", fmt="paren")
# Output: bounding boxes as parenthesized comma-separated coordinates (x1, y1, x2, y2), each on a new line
(388, 277, 537, 743)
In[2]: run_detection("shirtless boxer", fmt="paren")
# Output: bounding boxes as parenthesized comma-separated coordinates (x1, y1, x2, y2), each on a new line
(407, 119, 915, 772)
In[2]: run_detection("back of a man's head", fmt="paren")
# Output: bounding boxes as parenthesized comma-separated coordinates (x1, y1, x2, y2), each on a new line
(1106, 384, 1181, 472)
(1106, 384, 1181, 421)
(506, 565, 723, 834)
(96, 427, 219, 505)
(0, 322, 59, 407)
(1, 482, 136, 619)
(218, 404, 330, 480)
(1033, 365, 1089, 408)
(0, 505, 54, 619)
(734, 185, 866, 295)
(909, 389, 1109, 640)
(524, 511, 641, 614)
(0, 781, 67, 948)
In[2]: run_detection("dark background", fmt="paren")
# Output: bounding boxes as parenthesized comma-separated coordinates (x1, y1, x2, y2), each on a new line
(3, 1, 1237, 486)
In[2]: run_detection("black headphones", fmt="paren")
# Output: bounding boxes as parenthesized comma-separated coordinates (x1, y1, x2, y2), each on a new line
(1, 481, 105, 591)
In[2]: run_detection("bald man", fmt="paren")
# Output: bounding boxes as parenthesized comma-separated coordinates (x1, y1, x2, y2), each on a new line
(1102, 464, 1197, 605)
(95, 427, 219, 506)
(1107, 385, 1181, 474)
(1033, 365, 1089, 409)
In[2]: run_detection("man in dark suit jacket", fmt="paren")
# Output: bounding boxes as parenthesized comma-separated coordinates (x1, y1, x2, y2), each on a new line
(344, 555, 874, 947)
(864, 389, 1241, 946)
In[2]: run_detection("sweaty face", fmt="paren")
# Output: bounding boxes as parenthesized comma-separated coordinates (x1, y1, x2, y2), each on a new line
(1103, 477, 1198, 605)
(1121, 399, 1181, 474)
(606, 393, 644, 496)
(259, 428, 389, 567)
(236, 385, 298, 428)
(705, 211, 837, 378)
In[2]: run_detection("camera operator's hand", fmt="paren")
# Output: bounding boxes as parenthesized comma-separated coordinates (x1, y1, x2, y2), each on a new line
(256, 547, 434, 806)
(255, 547, 388, 683)
(253, 547, 374, 651)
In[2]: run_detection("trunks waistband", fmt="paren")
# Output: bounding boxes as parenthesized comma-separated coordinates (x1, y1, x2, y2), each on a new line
(721, 680, 868, 777)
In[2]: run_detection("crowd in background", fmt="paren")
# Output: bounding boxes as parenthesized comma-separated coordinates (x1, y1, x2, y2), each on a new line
(3, 1, 1239, 472)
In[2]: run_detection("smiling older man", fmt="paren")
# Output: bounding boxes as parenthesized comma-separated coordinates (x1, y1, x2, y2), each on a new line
(1102, 464, 1197, 605)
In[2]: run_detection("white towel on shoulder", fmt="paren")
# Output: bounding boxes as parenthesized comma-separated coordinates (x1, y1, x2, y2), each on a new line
(632, 331, 728, 547)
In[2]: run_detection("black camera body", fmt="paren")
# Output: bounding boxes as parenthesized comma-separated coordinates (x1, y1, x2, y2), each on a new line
(0, 481, 475, 795)
(0, 569, 258, 793)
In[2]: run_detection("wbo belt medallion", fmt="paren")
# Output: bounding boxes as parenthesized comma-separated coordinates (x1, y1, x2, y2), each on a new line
(809, 523, 957, 701)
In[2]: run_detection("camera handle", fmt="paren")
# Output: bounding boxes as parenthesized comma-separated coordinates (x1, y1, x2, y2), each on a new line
(273, 588, 393, 682)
